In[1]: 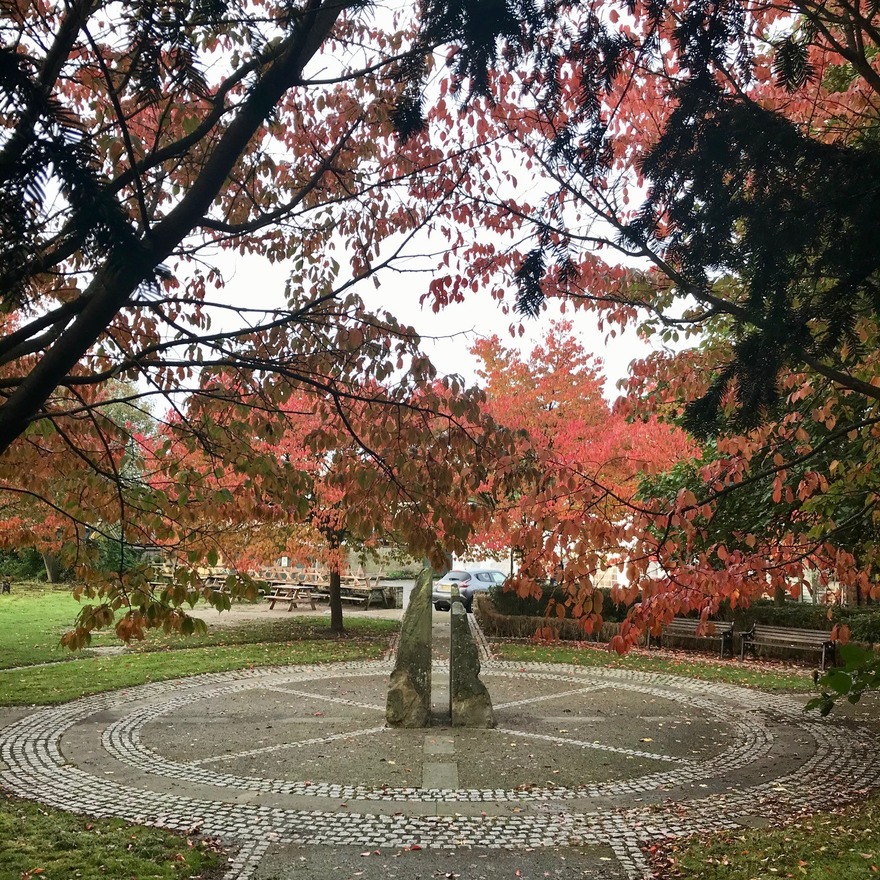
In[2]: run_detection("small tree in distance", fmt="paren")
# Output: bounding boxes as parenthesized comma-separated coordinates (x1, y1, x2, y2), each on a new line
(470, 322, 695, 641)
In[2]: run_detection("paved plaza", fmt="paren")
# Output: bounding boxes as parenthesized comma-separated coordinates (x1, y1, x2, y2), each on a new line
(2, 615, 880, 879)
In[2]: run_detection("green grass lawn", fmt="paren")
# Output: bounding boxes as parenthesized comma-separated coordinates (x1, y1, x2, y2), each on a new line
(0, 636, 392, 705)
(665, 795, 880, 879)
(122, 614, 396, 651)
(0, 794, 224, 879)
(0, 583, 397, 667)
(0, 583, 397, 705)
(0, 585, 94, 668)
(492, 641, 814, 692)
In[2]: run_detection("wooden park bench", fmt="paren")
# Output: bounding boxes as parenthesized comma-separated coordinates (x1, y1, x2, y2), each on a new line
(739, 624, 836, 670)
(649, 618, 735, 658)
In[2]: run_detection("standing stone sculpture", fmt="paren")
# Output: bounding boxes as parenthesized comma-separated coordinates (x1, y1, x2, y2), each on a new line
(449, 588, 495, 728)
(386, 568, 432, 728)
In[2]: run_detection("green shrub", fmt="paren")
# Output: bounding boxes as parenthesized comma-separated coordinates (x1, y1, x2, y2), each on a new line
(384, 568, 420, 580)
(0, 548, 48, 580)
(844, 611, 880, 643)
(93, 537, 143, 575)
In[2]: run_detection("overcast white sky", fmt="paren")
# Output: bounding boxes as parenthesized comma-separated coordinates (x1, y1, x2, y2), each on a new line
(217, 251, 652, 402)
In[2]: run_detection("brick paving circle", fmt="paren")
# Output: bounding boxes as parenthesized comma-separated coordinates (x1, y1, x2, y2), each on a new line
(2, 658, 879, 880)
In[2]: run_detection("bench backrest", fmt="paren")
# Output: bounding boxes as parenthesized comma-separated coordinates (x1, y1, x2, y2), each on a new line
(667, 618, 734, 634)
(752, 624, 834, 642)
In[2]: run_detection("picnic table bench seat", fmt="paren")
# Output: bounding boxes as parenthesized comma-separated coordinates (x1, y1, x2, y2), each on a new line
(311, 586, 388, 609)
(739, 624, 836, 670)
(650, 617, 735, 658)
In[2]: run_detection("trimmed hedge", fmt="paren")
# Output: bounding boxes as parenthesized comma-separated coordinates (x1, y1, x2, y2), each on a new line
(482, 580, 880, 647)
(475, 595, 620, 642)
(488, 582, 631, 622)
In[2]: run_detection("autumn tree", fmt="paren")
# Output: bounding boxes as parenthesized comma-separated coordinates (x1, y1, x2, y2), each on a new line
(0, 0, 563, 455)
(0, 366, 157, 585)
(634, 342, 880, 600)
(0, 0, 573, 639)
(470, 323, 693, 637)
(389, 0, 880, 649)
(59, 293, 513, 645)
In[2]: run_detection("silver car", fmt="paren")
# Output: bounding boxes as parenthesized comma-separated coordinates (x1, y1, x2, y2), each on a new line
(432, 569, 507, 612)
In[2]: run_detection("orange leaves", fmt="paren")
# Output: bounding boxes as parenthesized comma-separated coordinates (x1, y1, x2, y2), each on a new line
(830, 623, 851, 645)
(114, 613, 147, 644)
(676, 488, 698, 508)
(143, 322, 512, 586)
(772, 476, 784, 505)
(610, 634, 627, 655)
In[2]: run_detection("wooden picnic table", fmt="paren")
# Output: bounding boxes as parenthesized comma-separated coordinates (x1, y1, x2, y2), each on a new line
(257, 567, 390, 610)
(335, 576, 391, 610)
(264, 582, 318, 611)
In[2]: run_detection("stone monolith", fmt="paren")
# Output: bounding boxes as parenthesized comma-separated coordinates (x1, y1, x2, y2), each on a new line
(449, 590, 495, 728)
(386, 568, 432, 727)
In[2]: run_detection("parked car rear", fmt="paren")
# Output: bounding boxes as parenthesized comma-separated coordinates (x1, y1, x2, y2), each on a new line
(459, 570, 507, 612)
(432, 569, 507, 612)
(432, 570, 471, 610)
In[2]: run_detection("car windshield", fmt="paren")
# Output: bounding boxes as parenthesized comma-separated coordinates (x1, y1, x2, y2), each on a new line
(439, 570, 470, 583)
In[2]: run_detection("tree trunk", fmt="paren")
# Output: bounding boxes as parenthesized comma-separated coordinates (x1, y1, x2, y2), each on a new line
(773, 584, 786, 606)
(41, 551, 61, 583)
(328, 566, 344, 635)
(0, 1, 354, 457)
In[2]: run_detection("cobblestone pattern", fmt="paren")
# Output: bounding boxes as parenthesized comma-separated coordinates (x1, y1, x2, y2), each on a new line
(223, 838, 272, 880)
(3, 658, 880, 880)
(100, 670, 771, 802)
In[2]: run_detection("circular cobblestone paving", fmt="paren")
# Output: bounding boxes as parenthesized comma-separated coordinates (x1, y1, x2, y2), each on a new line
(2, 659, 879, 880)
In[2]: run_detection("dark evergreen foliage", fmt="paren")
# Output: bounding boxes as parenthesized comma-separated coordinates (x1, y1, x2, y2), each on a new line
(521, 0, 880, 433)
(420, 0, 541, 96)
(514, 247, 546, 317)
(772, 34, 815, 91)
(393, 0, 544, 139)
(635, 92, 880, 434)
